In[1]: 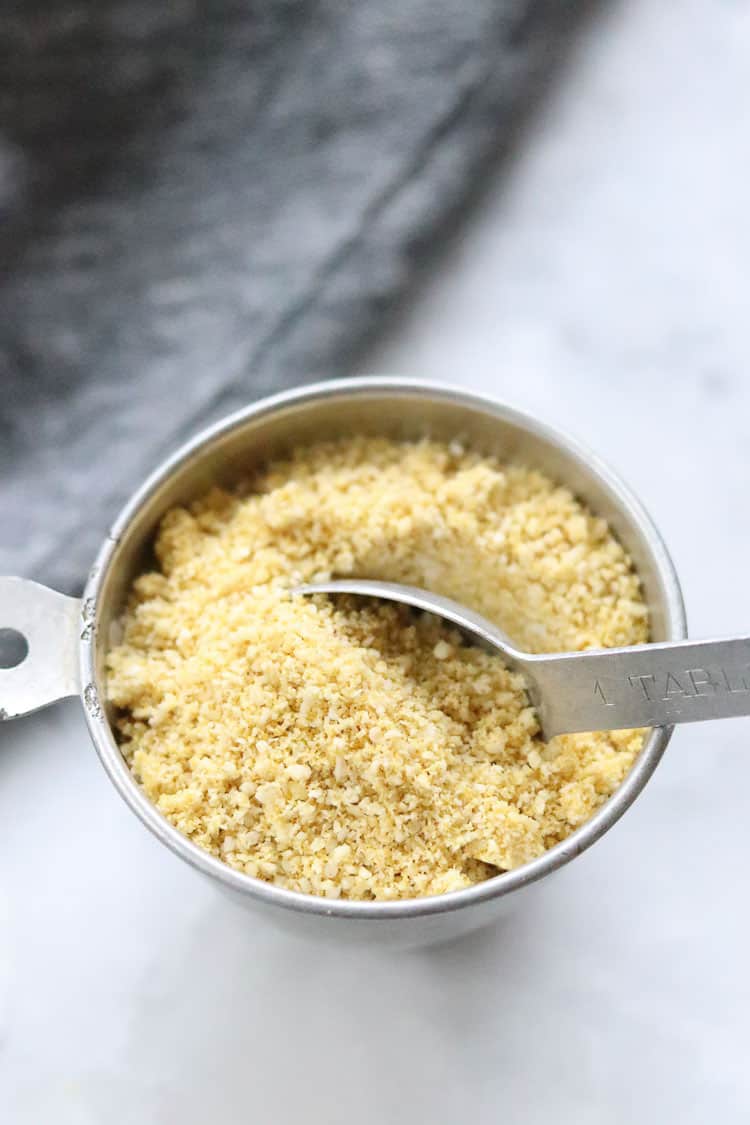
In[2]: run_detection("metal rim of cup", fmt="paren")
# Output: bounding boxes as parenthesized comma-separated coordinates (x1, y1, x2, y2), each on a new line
(79, 377, 687, 921)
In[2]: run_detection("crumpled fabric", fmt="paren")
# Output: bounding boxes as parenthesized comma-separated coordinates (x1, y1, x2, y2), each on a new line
(0, 0, 579, 591)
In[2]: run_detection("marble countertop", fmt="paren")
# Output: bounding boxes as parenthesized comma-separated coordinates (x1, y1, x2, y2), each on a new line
(2, 1, 750, 1121)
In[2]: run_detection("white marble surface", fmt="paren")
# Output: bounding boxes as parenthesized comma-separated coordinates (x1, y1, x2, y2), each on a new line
(3, 1, 750, 1121)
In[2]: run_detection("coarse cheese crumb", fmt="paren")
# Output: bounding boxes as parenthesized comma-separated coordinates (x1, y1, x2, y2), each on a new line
(106, 437, 648, 900)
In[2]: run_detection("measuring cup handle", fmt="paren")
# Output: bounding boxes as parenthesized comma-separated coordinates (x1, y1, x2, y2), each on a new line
(531, 636, 750, 737)
(0, 577, 81, 721)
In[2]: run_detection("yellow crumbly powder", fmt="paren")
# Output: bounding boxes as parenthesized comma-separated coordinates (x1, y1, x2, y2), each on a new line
(106, 437, 648, 900)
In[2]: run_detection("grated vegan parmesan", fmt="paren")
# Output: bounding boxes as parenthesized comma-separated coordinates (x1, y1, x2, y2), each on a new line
(106, 437, 649, 900)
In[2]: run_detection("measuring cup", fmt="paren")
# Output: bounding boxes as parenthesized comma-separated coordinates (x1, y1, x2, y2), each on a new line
(0, 378, 687, 946)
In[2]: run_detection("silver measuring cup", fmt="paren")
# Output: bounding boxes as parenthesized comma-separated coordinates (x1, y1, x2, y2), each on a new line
(0, 378, 686, 946)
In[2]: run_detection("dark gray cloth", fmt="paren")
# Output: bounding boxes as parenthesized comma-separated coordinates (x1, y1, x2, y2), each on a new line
(1, 0, 580, 592)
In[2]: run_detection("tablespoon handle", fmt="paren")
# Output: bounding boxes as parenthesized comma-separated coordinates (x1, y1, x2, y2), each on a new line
(530, 636, 750, 737)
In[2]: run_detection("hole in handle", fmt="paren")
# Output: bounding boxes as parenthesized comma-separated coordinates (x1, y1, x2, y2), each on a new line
(0, 628, 29, 669)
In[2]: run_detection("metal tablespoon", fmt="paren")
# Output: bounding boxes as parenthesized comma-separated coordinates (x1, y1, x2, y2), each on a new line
(295, 579, 750, 739)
